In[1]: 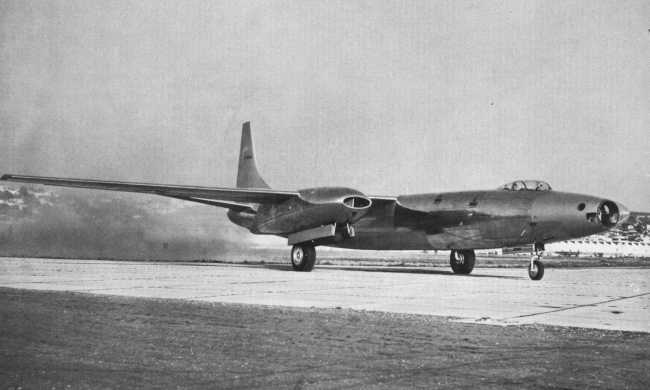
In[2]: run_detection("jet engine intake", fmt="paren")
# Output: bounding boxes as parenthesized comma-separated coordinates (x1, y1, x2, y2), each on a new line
(597, 200, 620, 227)
(343, 196, 371, 209)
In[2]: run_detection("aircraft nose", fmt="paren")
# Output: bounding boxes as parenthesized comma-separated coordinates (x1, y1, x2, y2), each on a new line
(617, 202, 631, 225)
(595, 199, 629, 227)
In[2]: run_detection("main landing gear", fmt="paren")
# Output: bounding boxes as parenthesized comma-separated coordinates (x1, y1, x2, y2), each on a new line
(450, 249, 475, 274)
(528, 243, 545, 281)
(290, 243, 316, 271)
(289, 223, 356, 272)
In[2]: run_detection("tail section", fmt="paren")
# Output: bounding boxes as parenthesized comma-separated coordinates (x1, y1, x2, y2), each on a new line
(236, 122, 270, 189)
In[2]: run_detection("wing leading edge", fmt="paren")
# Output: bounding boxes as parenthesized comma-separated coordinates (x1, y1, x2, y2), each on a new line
(0, 174, 298, 210)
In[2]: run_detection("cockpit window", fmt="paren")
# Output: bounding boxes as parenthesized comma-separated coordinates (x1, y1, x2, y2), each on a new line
(500, 180, 552, 191)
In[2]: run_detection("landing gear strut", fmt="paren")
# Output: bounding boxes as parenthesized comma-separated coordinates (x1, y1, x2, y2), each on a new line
(291, 243, 316, 272)
(450, 249, 475, 274)
(528, 243, 545, 280)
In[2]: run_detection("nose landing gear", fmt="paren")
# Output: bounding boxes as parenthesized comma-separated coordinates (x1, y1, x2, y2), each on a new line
(528, 243, 545, 280)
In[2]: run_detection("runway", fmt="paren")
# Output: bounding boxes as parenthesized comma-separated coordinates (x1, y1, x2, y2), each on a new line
(0, 257, 648, 332)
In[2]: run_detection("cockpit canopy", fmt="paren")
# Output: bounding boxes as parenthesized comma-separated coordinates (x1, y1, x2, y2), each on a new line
(500, 180, 552, 192)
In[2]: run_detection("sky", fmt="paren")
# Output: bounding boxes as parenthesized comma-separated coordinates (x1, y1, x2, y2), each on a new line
(1, 0, 649, 210)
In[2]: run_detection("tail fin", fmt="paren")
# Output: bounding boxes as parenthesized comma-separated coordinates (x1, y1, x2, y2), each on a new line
(236, 122, 270, 189)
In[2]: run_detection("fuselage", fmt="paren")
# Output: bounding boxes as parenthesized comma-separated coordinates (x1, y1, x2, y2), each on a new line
(228, 186, 629, 251)
(333, 190, 626, 250)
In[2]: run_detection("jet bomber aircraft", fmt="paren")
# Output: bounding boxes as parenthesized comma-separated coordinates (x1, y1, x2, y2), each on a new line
(1, 122, 630, 280)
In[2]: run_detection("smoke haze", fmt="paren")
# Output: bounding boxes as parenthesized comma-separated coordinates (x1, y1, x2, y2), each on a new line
(0, 185, 264, 260)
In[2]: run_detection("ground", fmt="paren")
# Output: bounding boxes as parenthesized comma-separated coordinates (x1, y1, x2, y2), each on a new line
(1, 288, 648, 389)
(1, 258, 648, 332)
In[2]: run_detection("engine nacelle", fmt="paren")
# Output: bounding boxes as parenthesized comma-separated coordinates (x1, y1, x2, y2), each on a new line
(253, 187, 372, 235)
(298, 187, 371, 214)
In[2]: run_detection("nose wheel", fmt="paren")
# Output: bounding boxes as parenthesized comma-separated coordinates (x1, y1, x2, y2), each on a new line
(528, 243, 545, 280)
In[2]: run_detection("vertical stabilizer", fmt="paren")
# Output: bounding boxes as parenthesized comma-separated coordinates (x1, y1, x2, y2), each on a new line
(237, 122, 270, 189)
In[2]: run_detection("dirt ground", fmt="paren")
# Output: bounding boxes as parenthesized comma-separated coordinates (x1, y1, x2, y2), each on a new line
(1, 288, 648, 389)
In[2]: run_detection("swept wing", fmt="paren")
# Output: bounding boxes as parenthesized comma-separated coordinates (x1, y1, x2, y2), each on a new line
(0, 174, 297, 211)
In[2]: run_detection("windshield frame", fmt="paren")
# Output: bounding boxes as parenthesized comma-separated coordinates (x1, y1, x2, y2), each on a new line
(500, 180, 552, 192)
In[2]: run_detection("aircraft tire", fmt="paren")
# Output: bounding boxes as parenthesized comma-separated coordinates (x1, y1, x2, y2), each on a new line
(450, 249, 475, 274)
(528, 260, 544, 280)
(291, 244, 316, 272)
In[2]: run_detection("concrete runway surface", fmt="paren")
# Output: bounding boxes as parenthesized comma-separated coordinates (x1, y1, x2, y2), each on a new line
(0, 258, 648, 333)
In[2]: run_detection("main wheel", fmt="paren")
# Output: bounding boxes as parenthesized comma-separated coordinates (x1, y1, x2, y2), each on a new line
(528, 259, 544, 280)
(450, 249, 475, 274)
(290, 244, 316, 272)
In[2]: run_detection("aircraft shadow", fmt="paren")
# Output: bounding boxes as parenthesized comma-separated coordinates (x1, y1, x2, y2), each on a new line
(253, 263, 521, 280)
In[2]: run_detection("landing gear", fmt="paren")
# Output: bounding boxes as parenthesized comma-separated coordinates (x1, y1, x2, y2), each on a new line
(528, 259, 544, 280)
(450, 249, 475, 274)
(290, 244, 316, 272)
(528, 243, 545, 280)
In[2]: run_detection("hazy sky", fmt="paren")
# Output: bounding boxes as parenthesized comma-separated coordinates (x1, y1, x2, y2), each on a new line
(1, 0, 649, 210)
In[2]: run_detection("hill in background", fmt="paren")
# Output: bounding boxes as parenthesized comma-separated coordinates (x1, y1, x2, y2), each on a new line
(0, 185, 254, 260)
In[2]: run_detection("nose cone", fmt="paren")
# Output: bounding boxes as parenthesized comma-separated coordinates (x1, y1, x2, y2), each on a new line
(529, 193, 629, 241)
